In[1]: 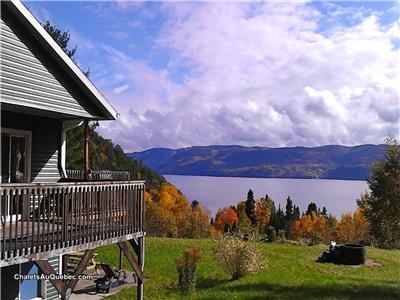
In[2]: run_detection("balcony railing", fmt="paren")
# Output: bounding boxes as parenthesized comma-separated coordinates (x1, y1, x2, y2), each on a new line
(66, 169, 130, 181)
(0, 181, 145, 265)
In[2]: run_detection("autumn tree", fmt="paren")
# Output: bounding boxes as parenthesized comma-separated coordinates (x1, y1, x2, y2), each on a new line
(188, 201, 210, 238)
(293, 212, 327, 244)
(145, 183, 192, 237)
(335, 209, 370, 244)
(253, 198, 271, 234)
(214, 207, 239, 232)
(358, 137, 400, 248)
(236, 201, 252, 231)
(145, 190, 176, 237)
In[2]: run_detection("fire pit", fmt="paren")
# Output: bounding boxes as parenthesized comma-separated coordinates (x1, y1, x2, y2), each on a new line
(319, 242, 366, 265)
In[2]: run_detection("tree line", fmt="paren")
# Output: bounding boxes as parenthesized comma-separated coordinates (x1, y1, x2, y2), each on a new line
(211, 137, 400, 249)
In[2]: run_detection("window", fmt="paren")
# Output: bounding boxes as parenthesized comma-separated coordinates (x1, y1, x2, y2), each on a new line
(1, 128, 31, 183)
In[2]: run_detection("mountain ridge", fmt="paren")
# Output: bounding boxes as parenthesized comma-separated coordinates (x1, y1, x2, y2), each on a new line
(129, 144, 385, 180)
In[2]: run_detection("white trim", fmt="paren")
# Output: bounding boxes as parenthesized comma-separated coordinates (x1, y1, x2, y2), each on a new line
(60, 120, 83, 178)
(5, 0, 119, 120)
(1, 127, 32, 183)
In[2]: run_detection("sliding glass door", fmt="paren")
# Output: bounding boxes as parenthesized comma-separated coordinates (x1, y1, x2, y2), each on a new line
(1, 128, 31, 222)
(1, 129, 31, 183)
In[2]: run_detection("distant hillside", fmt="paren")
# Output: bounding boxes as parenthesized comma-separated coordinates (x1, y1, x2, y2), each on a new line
(66, 126, 165, 190)
(129, 144, 385, 180)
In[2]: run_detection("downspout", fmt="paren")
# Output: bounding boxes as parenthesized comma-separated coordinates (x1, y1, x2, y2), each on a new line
(60, 120, 83, 178)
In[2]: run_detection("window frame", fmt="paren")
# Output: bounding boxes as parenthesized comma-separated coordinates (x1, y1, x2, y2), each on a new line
(1, 127, 32, 183)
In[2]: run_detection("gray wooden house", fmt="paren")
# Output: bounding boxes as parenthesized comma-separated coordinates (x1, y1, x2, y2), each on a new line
(1, 0, 145, 299)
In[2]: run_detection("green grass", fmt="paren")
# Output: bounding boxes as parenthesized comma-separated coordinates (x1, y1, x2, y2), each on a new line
(95, 237, 400, 300)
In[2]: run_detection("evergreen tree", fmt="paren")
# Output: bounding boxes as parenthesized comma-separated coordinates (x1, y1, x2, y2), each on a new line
(293, 206, 301, 220)
(321, 206, 328, 218)
(285, 196, 295, 238)
(358, 137, 400, 248)
(285, 196, 294, 221)
(245, 189, 256, 223)
(276, 204, 285, 230)
(268, 200, 278, 229)
(42, 21, 90, 76)
(306, 202, 318, 215)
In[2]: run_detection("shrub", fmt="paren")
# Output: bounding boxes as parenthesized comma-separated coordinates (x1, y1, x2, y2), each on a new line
(176, 247, 201, 294)
(214, 234, 264, 280)
(276, 229, 286, 243)
(265, 226, 277, 242)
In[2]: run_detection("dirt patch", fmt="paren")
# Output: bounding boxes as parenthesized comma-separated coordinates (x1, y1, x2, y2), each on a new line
(346, 259, 382, 268)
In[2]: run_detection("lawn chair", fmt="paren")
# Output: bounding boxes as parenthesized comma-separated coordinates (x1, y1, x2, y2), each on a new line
(94, 263, 126, 293)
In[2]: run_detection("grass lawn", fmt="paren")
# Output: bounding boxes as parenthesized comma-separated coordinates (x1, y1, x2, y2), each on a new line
(95, 237, 400, 300)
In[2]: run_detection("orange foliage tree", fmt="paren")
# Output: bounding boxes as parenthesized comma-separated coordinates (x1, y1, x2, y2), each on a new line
(214, 207, 239, 232)
(146, 183, 210, 237)
(236, 201, 252, 231)
(336, 209, 370, 243)
(253, 199, 271, 234)
(293, 212, 327, 244)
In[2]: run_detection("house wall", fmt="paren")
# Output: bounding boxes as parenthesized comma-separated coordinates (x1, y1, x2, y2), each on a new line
(1, 110, 62, 299)
(0, 3, 103, 120)
(1, 110, 61, 183)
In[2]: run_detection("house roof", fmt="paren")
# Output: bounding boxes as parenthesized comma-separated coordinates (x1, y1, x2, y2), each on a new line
(4, 0, 119, 120)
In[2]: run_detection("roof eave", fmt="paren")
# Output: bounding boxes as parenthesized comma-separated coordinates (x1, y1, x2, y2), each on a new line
(6, 0, 119, 121)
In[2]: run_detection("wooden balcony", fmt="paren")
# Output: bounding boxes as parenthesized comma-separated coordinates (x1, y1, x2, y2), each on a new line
(0, 180, 145, 267)
(66, 169, 130, 181)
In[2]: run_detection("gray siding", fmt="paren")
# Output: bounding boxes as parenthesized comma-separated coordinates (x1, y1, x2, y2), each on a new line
(45, 256, 61, 300)
(1, 110, 61, 182)
(0, 4, 103, 119)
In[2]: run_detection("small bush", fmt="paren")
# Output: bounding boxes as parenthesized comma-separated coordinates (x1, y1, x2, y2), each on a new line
(276, 229, 286, 243)
(176, 247, 201, 294)
(214, 234, 264, 280)
(265, 226, 277, 242)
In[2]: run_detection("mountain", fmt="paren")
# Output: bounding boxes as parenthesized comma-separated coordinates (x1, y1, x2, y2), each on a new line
(129, 144, 386, 180)
(66, 126, 165, 190)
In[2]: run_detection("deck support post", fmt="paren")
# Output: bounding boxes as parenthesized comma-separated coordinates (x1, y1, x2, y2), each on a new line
(137, 236, 144, 300)
(118, 239, 144, 300)
(35, 249, 94, 300)
(35, 260, 67, 299)
(67, 249, 94, 291)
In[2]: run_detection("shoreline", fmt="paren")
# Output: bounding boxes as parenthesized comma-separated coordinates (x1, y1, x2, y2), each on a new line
(163, 173, 368, 182)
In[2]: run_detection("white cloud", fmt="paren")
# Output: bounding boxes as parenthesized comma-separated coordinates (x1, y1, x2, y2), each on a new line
(97, 2, 400, 151)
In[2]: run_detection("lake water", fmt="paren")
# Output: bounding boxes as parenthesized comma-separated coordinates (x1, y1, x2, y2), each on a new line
(165, 175, 369, 218)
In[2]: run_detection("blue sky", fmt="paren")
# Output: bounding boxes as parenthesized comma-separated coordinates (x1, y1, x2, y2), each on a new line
(25, 1, 400, 151)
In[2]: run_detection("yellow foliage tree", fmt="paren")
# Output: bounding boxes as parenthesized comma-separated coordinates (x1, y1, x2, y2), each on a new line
(336, 209, 370, 243)
(293, 212, 326, 244)
(253, 199, 271, 234)
(236, 201, 252, 231)
(145, 183, 192, 237)
(189, 203, 210, 238)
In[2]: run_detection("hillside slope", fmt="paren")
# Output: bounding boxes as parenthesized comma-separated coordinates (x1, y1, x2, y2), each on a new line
(97, 237, 400, 300)
(66, 126, 165, 189)
(130, 144, 385, 180)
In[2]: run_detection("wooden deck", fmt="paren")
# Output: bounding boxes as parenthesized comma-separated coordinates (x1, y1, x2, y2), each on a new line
(0, 181, 145, 266)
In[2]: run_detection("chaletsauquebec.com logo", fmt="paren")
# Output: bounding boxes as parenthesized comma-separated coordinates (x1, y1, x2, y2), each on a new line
(14, 274, 93, 280)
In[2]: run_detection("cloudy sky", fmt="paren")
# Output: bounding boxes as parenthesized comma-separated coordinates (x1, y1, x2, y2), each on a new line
(26, 1, 399, 152)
